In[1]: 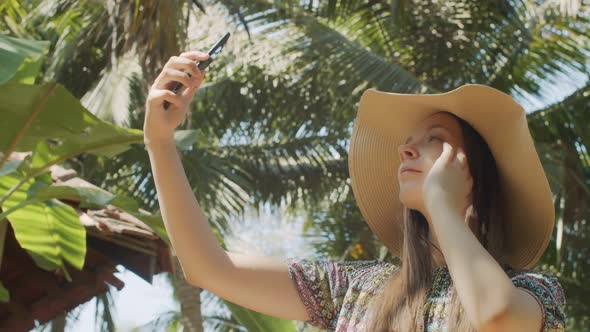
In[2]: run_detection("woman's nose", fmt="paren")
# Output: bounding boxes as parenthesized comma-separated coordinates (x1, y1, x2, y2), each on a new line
(398, 144, 417, 161)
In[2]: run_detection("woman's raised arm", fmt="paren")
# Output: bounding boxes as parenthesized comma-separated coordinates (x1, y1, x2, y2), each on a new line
(143, 51, 309, 322)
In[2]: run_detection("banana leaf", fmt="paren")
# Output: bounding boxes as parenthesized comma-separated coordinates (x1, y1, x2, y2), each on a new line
(0, 172, 86, 282)
(0, 34, 49, 84)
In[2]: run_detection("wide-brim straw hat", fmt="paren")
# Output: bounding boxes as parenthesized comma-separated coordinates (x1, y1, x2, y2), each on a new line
(348, 84, 554, 269)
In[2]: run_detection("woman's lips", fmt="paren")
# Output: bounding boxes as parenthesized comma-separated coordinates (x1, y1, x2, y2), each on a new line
(400, 169, 421, 176)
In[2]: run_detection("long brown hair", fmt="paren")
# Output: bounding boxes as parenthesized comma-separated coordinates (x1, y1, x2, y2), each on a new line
(364, 112, 508, 331)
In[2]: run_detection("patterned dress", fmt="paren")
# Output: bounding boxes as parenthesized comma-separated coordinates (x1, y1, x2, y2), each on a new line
(284, 257, 566, 332)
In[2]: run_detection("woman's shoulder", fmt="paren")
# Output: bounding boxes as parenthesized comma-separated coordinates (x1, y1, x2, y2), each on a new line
(349, 259, 398, 278)
(284, 257, 398, 284)
(507, 268, 565, 302)
(283, 258, 399, 330)
(506, 268, 567, 330)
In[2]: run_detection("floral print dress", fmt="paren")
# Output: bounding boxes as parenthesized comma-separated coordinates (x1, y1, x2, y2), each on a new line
(284, 257, 566, 331)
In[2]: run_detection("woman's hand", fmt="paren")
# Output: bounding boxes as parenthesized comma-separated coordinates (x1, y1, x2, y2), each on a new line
(423, 142, 473, 219)
(143, 51, 209, 146)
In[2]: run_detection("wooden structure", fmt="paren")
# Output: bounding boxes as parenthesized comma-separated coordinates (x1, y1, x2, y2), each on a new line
(0, 153, 174, 331)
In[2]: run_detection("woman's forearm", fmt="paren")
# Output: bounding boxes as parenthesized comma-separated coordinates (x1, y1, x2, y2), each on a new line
(430, 207, 516, 329)
(146, 139, 229, 285)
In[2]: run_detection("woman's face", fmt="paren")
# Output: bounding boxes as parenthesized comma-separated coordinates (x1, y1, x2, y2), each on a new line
(397, 112, 466, 210)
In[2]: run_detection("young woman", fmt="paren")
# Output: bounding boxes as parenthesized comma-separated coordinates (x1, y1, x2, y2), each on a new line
(143, 51, 566, 332)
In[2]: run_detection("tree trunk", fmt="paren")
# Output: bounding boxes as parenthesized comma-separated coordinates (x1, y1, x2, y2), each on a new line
(173, 256, 203, 332)
(50, 312, 66, 332)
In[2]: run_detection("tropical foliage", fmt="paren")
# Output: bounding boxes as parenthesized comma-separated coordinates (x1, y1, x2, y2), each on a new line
(0, 32, 170, 299)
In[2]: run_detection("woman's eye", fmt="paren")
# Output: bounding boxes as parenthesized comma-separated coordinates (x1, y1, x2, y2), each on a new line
(428, 135, 441, 142)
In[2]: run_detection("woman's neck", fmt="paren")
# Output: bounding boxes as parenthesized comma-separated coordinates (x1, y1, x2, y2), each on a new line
(428, 229, 447, 269)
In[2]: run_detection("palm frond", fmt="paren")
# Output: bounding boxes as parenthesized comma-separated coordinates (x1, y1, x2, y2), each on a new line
(527, 82, 590, 324)
(131, 310, 182, 332)
(201, 290, 246, 332)
(94, 290, 117, 332)
(236, 1, 428, 93)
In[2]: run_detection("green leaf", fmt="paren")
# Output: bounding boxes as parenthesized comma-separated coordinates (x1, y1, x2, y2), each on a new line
(0, 173, 86, 276)
(224, 301, 297, 332)
(34, 185, 138, 210)
(124, 211, 170, 245)
(1, 184, 171, 245)
(0, 34, 49, 84)
(0, 159, 23, 177)
(38, 185, 171, 244)
(0, 281, 9, 302)
(0, 82, 144, 173)
(174, 129, 198, 150)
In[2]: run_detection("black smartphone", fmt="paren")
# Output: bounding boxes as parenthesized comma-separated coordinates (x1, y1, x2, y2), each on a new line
(163, 31, 231, 110)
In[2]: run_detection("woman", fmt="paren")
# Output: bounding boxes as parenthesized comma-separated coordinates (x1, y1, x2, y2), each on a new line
(143, 51, 566, 332)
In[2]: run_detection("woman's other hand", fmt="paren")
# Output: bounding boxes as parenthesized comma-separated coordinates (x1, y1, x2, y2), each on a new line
(423, 141, 473, 218)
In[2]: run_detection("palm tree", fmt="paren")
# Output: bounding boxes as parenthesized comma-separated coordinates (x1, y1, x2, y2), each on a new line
(526, 82, 590, 329)
(169, 257, 205, 332)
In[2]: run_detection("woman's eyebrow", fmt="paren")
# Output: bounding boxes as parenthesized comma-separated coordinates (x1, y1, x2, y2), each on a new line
(404, 124, 450, 144)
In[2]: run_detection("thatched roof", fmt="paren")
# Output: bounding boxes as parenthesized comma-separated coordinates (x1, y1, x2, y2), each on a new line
(0, 153, 174, 331)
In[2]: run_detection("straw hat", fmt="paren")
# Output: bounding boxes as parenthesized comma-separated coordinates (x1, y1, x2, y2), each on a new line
(348, 84, 555, 269)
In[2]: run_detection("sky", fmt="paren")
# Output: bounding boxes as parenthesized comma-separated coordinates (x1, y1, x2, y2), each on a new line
(31, 267, 179, 332)
(514, 65, 588, 113)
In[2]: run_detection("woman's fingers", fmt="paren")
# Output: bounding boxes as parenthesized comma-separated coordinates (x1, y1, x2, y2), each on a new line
(456, 149, 466, 167)
(149, 89, 185, 109)
(460, 150, 470, 170)
(179, 50, 210, 62)
(147, 51, 208, 110)
(153, 53, 209, 93)
(179, 69, 205, 101)
(442, 142, 453, 164)
(167, 56, 201, 77)
(445, 144, 466, 168)
(155, 68, 196, 90)
(179, 82, 197, 100)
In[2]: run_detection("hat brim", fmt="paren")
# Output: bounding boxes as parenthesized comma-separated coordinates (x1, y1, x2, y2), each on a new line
(348, 84, 554, 269)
